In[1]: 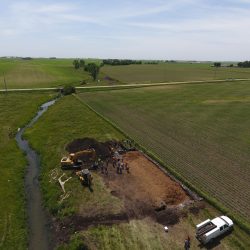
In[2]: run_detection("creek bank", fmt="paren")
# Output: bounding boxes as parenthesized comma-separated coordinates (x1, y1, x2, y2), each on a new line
(15, 99, 56, 250)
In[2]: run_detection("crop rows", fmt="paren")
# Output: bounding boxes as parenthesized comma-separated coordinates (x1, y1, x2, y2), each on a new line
(81, 82, 250, 223)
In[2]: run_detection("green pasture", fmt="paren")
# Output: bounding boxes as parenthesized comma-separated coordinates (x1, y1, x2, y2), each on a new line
(0, 92, 52, 249)
(101, 63, 250, 83)
(25, 95, 124, 218)
(2, 59, 250, 89)
(0, 58, 93, 89)
(80, 81, 250, 227)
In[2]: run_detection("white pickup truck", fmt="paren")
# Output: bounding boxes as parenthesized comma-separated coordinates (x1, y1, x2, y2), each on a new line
(196, 216, 233, 244)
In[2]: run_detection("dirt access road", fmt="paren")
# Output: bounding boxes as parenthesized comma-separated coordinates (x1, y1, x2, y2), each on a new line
(1, 78, 250, 92)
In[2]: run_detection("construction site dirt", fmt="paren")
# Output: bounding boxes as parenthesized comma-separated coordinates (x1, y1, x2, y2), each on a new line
(66, 137, 115, 160)
(65, 138, 192, 222)
(55, 139, 199, 245)
(102, 151, 190, 221)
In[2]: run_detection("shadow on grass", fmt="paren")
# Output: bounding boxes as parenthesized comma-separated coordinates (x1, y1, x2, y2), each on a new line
(88, 186, 93, 192)
(198, 229, 233, 249)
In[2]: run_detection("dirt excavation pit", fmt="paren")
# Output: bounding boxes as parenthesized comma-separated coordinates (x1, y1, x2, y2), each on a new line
(66, 137, 119, 161)
(103, 151, 190, 222)
(65, 138, 192, 226)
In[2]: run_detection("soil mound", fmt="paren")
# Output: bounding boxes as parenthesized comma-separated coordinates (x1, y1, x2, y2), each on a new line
(155, 208, 180, 225)
(66, 138, 113, 160)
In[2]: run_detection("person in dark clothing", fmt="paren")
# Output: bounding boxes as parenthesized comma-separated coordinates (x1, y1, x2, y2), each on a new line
(119, 163, 123, 174)
(116, 159, 120, 174)
(104, 160, 108, 175)
(99, 160, 104, 174)
(112, 157, 116, 168)
(184, 236, 191, 250)
(125, 162, 130, 173)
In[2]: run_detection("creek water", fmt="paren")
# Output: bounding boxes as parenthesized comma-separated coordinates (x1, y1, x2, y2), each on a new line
(15, 99, 56, 250)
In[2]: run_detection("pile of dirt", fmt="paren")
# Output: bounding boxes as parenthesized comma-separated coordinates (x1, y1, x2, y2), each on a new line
(155, 208, 180, 225)
(66, 138, 115, 160)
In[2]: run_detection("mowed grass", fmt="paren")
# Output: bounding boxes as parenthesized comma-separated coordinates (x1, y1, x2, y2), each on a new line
(101, 63, 250, 84)
(80, 81, 250, 227)
(0, 58, 92, 89)
(0, 92, 53, 249)
(25, 94, 249, 249)
(76, 214, 249, 250)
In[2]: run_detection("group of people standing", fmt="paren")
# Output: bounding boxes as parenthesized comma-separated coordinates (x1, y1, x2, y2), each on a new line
(113, 158, 130, 174)
(98, 151, 130, 175)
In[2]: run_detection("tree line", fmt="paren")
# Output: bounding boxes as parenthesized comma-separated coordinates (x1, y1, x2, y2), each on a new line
(103, 59, 142, 66)
(238, 61, 250, 68)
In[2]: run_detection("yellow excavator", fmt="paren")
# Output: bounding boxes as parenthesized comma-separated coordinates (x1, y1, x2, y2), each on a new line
(61, 149, 96, 169)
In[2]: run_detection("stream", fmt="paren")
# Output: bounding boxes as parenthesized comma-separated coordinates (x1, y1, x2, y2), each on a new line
(15, 99, 56, 250)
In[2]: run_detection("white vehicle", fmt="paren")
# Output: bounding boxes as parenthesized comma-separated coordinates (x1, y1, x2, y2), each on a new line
(196, 216, 233, 244)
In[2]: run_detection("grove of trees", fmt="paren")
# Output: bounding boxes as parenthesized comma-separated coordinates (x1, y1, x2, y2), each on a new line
(238, 61, 250, 68)
(73, 59, 80, 69)
(73, 59, 100, 80)
(84, 63, 100, 81)
(214, 62, 221, 67)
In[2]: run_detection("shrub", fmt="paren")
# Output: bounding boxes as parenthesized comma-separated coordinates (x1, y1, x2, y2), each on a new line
(62, 85, 76, 95)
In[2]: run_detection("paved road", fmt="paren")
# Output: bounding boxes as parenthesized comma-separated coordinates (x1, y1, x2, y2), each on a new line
(0, 78, 250, 92)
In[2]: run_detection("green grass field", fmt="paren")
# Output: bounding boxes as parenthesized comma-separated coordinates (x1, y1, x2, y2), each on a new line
(25, 94, 250, 249)
(0, 58, 93, 89)
(80, 81, 250, 228)
(60, 215, 249, 250)
(25, 95, 124, 218)
(2, 56, 250, 249)
(2, 59, 250, 89)
(101, 63, 250, 84)
(0, 92, 53, 249)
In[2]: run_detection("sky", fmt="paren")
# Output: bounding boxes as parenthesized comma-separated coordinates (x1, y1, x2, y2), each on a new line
(0, 0, 250, 60)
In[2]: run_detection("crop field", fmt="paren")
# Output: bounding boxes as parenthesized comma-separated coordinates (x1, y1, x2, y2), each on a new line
(0, 92, 53, 249)
(101, 63, 250, 84)
(25, 94, 250, 249)
(80, 81, 250, 227)
(2, 59, 250, 90)
(0, 58, 93, 89)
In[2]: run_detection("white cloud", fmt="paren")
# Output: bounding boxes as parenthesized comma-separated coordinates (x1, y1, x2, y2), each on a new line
(0, 0, 250, 60)
(10, 2, 75, 13)
(126, 15, 250, 33)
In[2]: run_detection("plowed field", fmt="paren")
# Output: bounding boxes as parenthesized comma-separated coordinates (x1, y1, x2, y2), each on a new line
(80, 81, 250, 224)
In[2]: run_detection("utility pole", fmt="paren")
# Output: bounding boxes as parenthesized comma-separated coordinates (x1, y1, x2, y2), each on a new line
(3, 73, 7, 94)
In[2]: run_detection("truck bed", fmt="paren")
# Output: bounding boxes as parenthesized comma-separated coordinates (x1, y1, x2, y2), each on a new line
(196, 222, 217, 236)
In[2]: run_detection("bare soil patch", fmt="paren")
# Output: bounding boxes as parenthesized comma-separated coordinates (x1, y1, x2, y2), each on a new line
(54, 144, 193, 245)
(102, 151, 190, 219)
